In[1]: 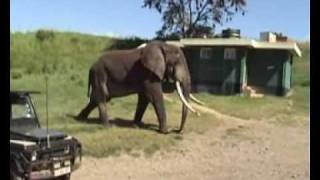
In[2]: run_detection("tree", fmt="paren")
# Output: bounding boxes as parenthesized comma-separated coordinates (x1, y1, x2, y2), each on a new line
(143, 0, 247, 38)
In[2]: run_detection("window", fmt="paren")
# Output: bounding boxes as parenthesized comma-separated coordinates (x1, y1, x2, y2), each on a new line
(11, 98, 36, 120)
(12, 104, 35, 119)
(200, 48, 212, 59)
(224, 48, 237, 60)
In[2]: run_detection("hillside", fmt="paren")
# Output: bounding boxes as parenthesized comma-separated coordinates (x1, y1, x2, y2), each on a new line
(10, 31, 112, 76)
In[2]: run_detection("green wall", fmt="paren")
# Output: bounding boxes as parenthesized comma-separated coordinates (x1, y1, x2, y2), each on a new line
(282, 54, 293, 95)
(184, 45, 294, 96)
(184, 45, 293, 96)
(184, 46, 246, 94)
(247, 49, 290, 95)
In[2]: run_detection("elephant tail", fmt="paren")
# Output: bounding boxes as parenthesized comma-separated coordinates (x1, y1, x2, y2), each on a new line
(87, 68, 93, 98)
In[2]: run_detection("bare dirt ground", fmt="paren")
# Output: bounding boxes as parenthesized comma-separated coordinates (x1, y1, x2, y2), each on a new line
(72, 105, 309, 180)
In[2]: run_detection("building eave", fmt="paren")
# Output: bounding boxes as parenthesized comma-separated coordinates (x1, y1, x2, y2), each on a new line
(166, 38, 302, 57)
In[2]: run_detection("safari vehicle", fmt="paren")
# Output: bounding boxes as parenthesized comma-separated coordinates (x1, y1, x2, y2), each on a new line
(10, 91, 82, 180)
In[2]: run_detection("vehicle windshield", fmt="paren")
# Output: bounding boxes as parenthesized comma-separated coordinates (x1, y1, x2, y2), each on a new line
(11, 95, 39, 130)
(12, 98, 35, 119)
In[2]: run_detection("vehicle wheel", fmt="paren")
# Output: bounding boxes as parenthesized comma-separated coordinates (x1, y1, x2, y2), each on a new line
(10, 171, 25, 180)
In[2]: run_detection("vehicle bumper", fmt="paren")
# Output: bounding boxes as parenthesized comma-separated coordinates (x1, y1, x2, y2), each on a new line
(27, 154, 82, 179)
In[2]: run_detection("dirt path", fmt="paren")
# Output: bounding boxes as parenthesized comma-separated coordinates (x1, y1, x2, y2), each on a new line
(72, 106, 309, 180)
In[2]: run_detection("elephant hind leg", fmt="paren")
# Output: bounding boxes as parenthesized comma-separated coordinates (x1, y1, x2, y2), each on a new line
(133, 93, 149, 127)
(98, 102, 111, 126)
(76, 100, 97, 120)
(91, 70, 112, 126)
(93, 89, 111, 126)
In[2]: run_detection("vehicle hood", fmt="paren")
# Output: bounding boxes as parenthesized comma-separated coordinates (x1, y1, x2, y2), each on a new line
(10, 127, 67, 142)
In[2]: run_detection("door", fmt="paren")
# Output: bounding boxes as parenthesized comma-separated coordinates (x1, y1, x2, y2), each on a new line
(247, 50, 287, 94)
(222, 47, 242, 94)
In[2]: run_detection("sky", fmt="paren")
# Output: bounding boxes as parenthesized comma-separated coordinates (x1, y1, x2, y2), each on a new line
(10, 0, 310, 40)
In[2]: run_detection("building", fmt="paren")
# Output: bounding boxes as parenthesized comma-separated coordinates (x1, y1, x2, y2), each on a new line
(166, 35, 301, 96)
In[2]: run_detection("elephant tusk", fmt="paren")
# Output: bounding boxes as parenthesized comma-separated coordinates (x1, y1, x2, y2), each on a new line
(137, 43, 146, 49)
(190, 94, 205, 105)
(175, 81, 197, 113)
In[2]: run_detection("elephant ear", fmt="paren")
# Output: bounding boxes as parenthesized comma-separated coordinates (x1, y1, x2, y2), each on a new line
(141, 43, 166, 80)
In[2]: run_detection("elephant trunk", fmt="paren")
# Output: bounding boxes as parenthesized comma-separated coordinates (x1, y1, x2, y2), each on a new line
(180, 100, 188, 133)
(175, 80, 195, 133)
(173, 51, 200, 132)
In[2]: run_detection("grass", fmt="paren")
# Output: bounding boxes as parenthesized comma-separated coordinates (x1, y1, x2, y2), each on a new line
(221, 126, 251, 141)
(10, 31, 309, 157)
(10, 72, 220, 157)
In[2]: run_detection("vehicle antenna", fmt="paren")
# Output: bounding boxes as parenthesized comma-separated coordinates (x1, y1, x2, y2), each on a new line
(45, 75, 50, 148)
(41, 39, 50, 148)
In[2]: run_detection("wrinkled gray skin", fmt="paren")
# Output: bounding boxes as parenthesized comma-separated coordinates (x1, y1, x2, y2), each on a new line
(76, 41, 191, 134)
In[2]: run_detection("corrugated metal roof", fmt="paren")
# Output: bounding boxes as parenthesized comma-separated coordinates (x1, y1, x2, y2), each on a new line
(180, 38, 253, 46)
(166, 41, 184, 47)
(166, 38, 302, 57)
(251, 41, 302, 57)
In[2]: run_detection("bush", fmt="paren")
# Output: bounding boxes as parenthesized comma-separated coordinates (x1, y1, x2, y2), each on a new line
(70, 37, 79, 44)
(35, 29, 55, 42)
(11, 71, 23, 79)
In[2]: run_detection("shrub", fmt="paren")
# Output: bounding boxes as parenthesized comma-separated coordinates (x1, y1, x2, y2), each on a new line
(70, 37, 79, 44)
(11, 71, 23, 79)
(35, 29, 55, 42)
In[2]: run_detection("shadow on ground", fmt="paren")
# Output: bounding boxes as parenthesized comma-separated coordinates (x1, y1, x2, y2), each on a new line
(66, 114, 159, 132)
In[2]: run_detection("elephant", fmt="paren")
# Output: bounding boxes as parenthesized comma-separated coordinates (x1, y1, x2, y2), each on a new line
(76, 41, 203, 134)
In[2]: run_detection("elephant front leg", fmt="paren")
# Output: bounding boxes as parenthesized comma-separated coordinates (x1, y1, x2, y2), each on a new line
(145, 82, 168, 134)
(151, 97, 167, 134)
(98, 102, 110, 126)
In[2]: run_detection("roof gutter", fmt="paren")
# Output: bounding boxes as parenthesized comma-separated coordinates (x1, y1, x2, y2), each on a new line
(166, 39, 302, 57)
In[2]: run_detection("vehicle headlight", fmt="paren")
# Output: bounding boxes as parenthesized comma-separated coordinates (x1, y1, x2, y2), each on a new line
(54, 162, 61, 169)
(31, 151, 37, 161)
(64, 146, 70, 154)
